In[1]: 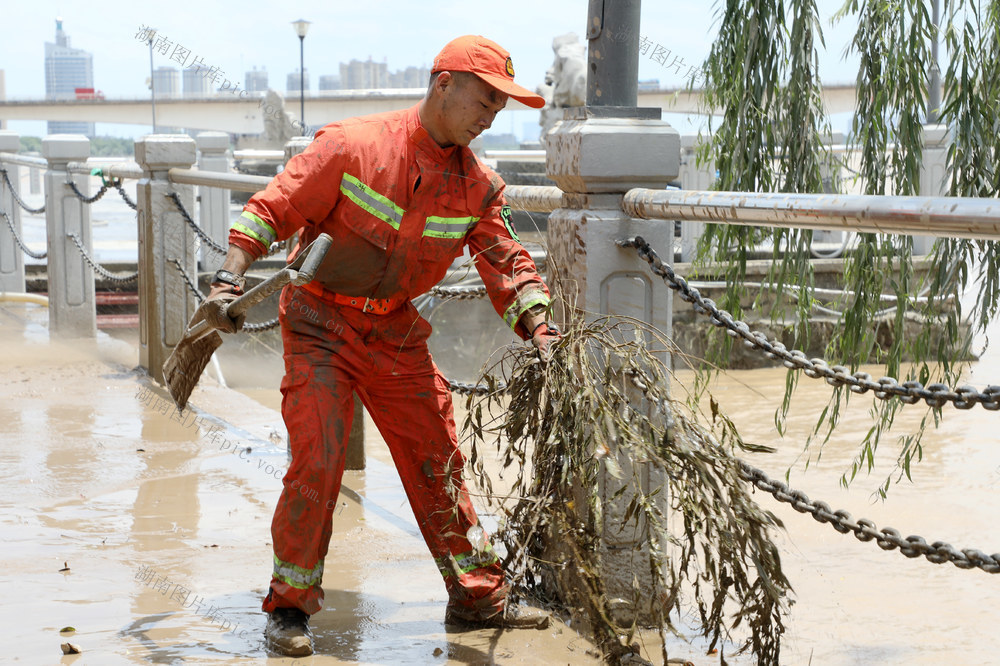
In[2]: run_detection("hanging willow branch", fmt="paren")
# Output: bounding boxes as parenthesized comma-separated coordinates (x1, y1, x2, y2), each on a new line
(692, 0, 831, 404)
(461, 316, 790, 665)
(691, 0, 999, 492)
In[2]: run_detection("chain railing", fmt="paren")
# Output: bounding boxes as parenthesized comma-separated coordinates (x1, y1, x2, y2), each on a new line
(166, 191, 228, 257)
(0, 168, 45, 214)
(619, 236, 1000, 411)
(2, 209, 47, 259)
(447, 379, 500, 396)
(621, 362, 1000, 575)
(66, 179, 109, 205)
(66, 232, 138, 284)
(430, 285, 488, 300)
(739, 462, 1000, 574)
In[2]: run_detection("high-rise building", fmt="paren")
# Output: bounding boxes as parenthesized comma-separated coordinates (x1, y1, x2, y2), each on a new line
(0, 69, 6, 130)
(387, 65, 430, 88)
(182, 68, 213, 97)
(245, 67, 268, 93)
(339, 58, 387, 89)
(44, 18, 95, 136)
(318, 74, 340, 92)
(153, 67, 180, 99)
(286, 69, 309, 95)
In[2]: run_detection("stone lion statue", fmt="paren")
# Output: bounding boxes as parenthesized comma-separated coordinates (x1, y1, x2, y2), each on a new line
(538, 33, 587, 144)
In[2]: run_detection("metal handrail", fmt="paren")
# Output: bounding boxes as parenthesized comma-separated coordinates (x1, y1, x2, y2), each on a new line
(505, 185, 563, 213)
(623, 188, 1000, 241)
(233, 149, 285, 161)
(0, 152, 47, 168)
(167, 167, 271, 194)
(65, 161, 143, 179)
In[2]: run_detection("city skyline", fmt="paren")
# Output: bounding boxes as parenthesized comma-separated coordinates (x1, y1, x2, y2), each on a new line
(44, 18, 94, 135)
(1, 2, 862, 140)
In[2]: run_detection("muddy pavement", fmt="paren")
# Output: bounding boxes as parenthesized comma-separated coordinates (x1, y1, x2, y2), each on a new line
(0, 302, 602, 665)
(5, 292, 1000, 665)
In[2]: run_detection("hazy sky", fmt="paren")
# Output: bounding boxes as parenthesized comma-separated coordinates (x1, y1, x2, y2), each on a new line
(1, 1, 862, 139)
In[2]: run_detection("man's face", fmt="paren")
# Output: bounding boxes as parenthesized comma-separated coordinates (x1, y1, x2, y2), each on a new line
(437, 72, 509, 147)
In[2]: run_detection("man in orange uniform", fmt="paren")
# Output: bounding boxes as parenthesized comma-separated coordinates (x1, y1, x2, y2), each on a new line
(198, 35, 560, 656)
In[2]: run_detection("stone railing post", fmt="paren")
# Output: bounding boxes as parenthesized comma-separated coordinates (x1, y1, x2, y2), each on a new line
(195, 132, 231, 268)
(282, 135, 365, 470)
(43, 134, 95, 338)
(917, 124, 949, 255)
(545, 3, 680, 623)
(0, 130, 25, 293)
(136, 135, 198, 384)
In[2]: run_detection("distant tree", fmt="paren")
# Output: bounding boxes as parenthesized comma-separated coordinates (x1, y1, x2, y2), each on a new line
(19, 136, 42, 153)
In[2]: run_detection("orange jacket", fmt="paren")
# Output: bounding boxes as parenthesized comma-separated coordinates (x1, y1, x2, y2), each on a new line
(230, 104, 549, 338)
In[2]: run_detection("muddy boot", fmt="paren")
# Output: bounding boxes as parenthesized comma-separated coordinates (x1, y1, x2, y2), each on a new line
(445, 603, 551, 630)
(265, 607, 314, 657)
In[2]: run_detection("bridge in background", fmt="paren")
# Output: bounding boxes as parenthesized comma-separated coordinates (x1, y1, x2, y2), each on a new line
(0, 85, 859, 134)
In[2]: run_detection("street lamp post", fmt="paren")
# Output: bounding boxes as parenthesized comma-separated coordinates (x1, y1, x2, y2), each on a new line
(148, 29, 157, 132)
(291, 19, 311, 134)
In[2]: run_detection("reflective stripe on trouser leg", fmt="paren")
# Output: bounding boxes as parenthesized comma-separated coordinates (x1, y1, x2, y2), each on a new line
(357, 345, 506, 616)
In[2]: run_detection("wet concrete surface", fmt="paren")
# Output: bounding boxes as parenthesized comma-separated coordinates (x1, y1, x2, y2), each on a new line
(3, 295, 1000, 665)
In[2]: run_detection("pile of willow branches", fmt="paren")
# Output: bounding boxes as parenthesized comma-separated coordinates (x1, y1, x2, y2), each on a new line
(461, 315, 791, 665)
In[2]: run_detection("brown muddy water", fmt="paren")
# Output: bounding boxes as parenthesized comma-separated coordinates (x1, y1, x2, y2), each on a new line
(2, 297, 999, 665)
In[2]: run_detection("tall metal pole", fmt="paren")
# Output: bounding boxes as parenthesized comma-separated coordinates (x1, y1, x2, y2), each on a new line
(585, 0, 641, 108)
(298, 35, 305, 131)
(148, 35, 157, 132)
(927, 0, 942, 124)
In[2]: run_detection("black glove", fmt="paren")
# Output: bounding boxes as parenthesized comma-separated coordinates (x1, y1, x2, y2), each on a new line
(197, 290, 245, 334)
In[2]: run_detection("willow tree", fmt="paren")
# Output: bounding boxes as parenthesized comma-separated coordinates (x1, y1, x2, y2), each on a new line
(693, 0, 1000, 491)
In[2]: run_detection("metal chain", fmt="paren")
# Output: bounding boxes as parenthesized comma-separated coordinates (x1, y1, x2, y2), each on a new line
(447, 379, 502, 395)
(623, 361, 1000, 575)
(114, 182, 137, 210)
(739, 461, 1000, 574)
(243, 317, 281, 332)
(165, 191, 227, 256)
(169, 258, 205, 303)
(266, 240, 287, 257)
(66, 179, 109, 204)
(431, 285, 488, 300)
(619, 236, 1000, 411)
(65, 232, 138, 283)
(1, 209, 47, 259)
(168, 258, 280, 332)
(0, 169, 45, 214)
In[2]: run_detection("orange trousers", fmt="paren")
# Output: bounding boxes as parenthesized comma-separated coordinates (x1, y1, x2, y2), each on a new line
(262, 284, 507, 618)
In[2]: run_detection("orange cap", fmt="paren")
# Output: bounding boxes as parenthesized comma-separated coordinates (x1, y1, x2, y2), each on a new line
(432, 35, 546, 109)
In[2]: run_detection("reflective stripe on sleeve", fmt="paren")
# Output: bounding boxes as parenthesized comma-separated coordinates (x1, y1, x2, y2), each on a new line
(503, 290, 551, 330)
(233, 210, 278, 247)
(339, 173, 405, 230)
(423, 215, 480, 239)
(272, 555, 324, 590)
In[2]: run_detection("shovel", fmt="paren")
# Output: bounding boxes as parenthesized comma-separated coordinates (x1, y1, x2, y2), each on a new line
(162, 233, 332, 410)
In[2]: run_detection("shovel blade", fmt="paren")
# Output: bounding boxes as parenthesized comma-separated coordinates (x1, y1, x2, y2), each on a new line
(162, 328, 223, 410)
